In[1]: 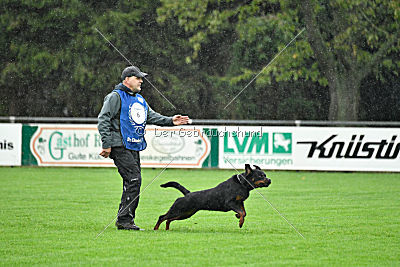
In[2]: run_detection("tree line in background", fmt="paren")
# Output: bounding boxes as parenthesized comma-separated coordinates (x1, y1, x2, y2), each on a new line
(1, 0, 399, 121)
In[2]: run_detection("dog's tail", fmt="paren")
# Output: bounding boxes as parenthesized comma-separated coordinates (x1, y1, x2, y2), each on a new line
(160, 181, 190, 195)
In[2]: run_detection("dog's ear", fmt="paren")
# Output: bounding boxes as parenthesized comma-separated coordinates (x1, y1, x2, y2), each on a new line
(253, 165, 261, 170)
(245, 164, 252, 175)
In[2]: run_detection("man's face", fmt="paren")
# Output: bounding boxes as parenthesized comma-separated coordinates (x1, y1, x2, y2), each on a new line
(125, 76, 143, 93)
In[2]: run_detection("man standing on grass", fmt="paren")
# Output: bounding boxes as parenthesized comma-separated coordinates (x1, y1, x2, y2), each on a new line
(98, 66, 189, 230)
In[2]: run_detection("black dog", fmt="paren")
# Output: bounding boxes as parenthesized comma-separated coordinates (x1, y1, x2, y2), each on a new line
(154, 164, 271, 230)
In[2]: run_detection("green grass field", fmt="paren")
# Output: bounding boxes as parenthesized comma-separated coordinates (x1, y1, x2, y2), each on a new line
(0, 167, 399, 266)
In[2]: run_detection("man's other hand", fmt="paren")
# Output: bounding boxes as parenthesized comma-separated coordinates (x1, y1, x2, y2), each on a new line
(100, 148, 111, 158)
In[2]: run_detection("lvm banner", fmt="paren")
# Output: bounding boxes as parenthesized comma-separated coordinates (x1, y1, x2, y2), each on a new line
(0, 123, 22, 166)
(219, 126, 400, 172)
(23, 124, 211, 168)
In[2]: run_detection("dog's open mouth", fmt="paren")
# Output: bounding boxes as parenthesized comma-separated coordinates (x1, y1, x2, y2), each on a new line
(255, 179, 271, 188)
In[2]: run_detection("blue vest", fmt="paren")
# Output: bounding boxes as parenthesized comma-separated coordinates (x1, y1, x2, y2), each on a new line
(114, 89, 148, 151)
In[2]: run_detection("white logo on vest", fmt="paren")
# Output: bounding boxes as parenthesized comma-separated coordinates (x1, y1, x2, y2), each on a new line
(129, 102, 146, 124)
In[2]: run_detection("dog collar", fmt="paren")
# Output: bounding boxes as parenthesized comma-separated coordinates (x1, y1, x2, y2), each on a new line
(236, 174, 246, 185)
(237, 174, 254, 190)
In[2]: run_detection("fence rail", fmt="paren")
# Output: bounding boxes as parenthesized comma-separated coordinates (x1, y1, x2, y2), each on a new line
(1, 116, 400, 127)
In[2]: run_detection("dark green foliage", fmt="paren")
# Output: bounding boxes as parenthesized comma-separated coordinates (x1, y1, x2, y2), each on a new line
(0, 0, 399, 121)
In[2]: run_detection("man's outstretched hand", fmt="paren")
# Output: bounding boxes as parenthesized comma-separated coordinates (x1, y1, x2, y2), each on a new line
(172, 115, 190, 125)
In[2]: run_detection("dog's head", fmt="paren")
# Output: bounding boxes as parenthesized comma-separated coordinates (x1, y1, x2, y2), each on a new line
(243, 164, 271, 189)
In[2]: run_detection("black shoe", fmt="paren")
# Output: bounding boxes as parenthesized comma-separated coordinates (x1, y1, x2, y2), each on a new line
(115, 221, 144, 231)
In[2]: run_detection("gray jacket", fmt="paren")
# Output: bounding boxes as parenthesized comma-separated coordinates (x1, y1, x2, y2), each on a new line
(98, 83, 174, 149)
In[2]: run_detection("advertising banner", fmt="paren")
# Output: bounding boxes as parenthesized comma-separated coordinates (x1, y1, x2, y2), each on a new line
(27, 124, 211, 168)
(140, 127, 210, 168)
(29, 124, 112, 166)
(219, 126, 400, 172)
(0, 123, 22, 166)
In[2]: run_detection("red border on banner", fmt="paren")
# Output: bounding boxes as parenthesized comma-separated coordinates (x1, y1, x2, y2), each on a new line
(31, 127, 209, 167)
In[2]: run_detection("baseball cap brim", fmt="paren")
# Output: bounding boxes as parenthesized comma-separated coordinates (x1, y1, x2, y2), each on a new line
(135, 71, 148, 78)
(121, 66, 148, 80)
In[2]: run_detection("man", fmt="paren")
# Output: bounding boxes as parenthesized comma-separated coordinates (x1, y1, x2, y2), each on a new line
(98, 66, 189, 230)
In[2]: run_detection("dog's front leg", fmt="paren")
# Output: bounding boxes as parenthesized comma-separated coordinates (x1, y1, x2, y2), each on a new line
(238, 209, 246, 228)
(233, 203, 246, 228)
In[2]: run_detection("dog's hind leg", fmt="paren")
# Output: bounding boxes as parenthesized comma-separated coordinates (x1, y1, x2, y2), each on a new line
(154, 214, 167, 230)
(163, 210, 198, 230)
(155, 198, 198, 230)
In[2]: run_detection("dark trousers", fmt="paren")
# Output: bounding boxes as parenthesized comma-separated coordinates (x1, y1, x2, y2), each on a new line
(110, 146, 141, 224)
